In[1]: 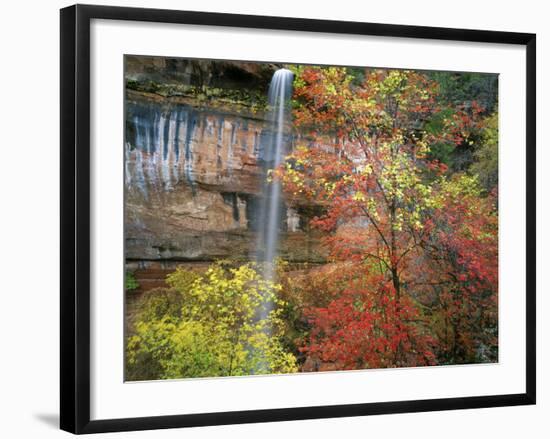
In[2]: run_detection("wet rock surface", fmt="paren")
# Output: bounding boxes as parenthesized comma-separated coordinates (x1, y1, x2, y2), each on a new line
(125, 91, 326, 278)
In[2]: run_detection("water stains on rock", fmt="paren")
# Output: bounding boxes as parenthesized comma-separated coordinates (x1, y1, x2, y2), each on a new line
(125, 91, 326, 273)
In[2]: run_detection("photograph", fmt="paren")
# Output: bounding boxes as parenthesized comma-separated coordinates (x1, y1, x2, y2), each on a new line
(0, 0, 543, 436)
(124, 55, 499, 381)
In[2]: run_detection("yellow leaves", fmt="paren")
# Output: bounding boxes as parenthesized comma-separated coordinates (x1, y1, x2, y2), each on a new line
(391, 211, 404, 232)
(283, 162, 305, 189)
(361, 163, 373, 176)
(378, 70, 409, 97)
(408, 209, 424, 231)
(342, 174, 353, 183)
(127, 261, 298, 379)
(365, 199, 380, 221)
(438, 174, 482, 200)
(166, 267, 199, 293)
(325, 83, 337, 95)
(353, 191, 366, 202)
(323, 181, 336, 195)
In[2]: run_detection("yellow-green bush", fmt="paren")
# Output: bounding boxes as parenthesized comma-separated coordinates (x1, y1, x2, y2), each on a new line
(126, 262, 298, 380)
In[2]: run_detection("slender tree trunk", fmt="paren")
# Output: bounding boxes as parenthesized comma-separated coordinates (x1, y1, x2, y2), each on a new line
(391, 266, 401, 298)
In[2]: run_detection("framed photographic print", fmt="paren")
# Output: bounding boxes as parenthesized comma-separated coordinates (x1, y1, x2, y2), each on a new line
(60, 4, 536, 434)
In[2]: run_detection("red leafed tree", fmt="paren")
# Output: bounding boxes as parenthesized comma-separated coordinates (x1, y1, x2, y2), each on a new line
(421, 181, 498, 363)
(303, 264, 436, 370)
(277, 67, 498, 368)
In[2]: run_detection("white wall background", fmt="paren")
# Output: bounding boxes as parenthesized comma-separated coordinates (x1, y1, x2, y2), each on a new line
(0, 0, 546, 437)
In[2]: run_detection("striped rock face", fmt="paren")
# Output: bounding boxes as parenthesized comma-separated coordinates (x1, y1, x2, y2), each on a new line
(125, 93, 326, 265)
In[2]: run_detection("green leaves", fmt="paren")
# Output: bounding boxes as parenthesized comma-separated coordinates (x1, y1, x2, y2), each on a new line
(125, 271, 139, 291)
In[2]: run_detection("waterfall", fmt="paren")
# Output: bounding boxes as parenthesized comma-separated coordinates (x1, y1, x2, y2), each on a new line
(257, 68, 294, 282)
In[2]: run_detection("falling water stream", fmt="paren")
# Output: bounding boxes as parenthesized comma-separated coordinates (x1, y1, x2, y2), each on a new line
(257, 68, 294, 285)
(126, 68, 295, 373)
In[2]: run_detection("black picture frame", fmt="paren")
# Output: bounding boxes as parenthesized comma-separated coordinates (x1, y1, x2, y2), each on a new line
(60, 4, 536, 434)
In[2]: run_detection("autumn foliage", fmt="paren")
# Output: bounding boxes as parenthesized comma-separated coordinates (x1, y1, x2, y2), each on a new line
(126, 65, 499, 380)
(277, 67, 498, 368)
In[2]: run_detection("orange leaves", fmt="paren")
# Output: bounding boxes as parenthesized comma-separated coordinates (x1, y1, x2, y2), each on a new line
(300, 266, 436, 369)
(283, 66, 498, 367)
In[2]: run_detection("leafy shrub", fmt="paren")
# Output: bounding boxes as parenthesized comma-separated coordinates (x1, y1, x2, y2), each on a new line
(125, 271, 139, 292)
(126, 262, 298, 380)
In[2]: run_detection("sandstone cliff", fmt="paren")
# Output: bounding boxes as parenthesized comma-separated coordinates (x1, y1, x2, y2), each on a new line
(124, 57, 326, 284)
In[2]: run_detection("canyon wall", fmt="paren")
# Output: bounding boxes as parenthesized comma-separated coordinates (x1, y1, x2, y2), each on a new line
(124, 57, 326, 289)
